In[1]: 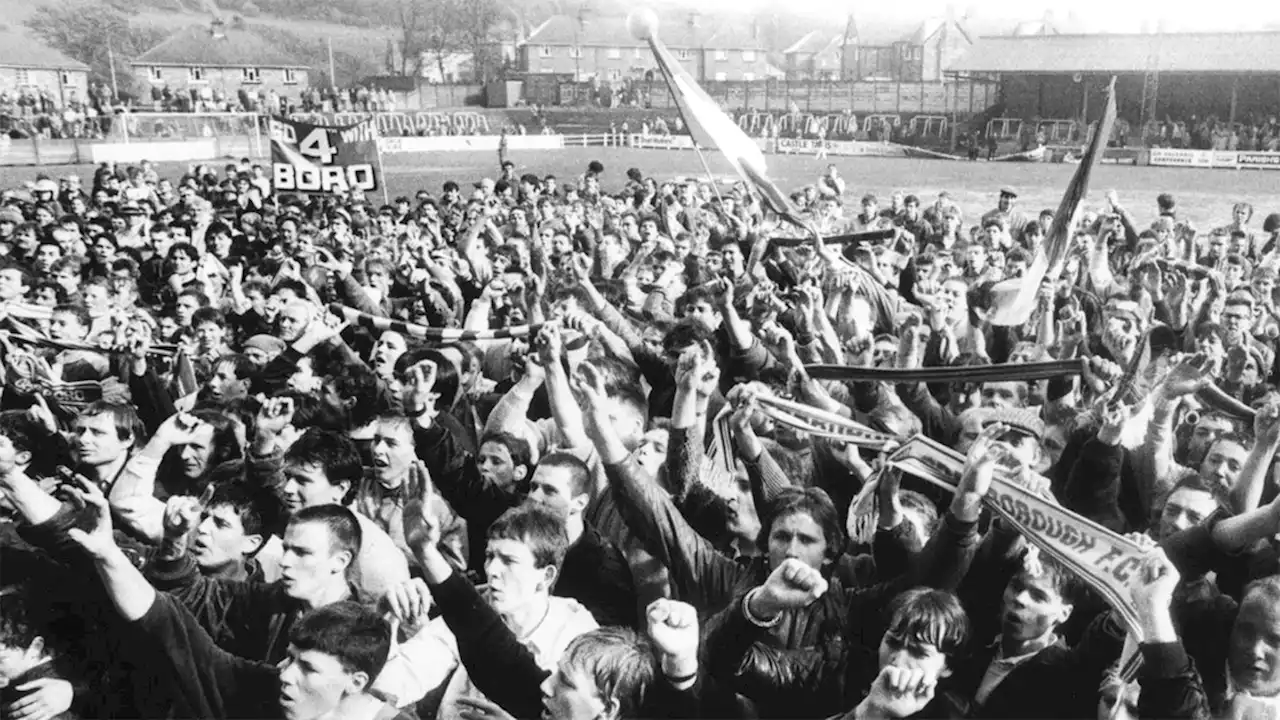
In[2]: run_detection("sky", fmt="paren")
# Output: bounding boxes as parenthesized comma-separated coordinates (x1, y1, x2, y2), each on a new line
(664, 0, 1280, 33)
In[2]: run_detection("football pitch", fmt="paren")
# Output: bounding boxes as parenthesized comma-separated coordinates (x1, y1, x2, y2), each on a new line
(6, 147, 1280, 229)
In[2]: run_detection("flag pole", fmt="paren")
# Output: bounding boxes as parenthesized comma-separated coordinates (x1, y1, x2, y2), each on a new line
(645, 37, 727, 202)
(690, 144, 725, 205)
(374, 122, 390, 205)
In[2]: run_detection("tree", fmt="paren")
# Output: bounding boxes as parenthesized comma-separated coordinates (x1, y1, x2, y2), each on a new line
(454, 0, 501, 83)
(396, 0, 430, 77)
(26, 2, 169, 94)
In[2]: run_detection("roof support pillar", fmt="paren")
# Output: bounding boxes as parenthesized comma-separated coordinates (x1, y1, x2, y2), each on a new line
(1230, 76, 1239, 125)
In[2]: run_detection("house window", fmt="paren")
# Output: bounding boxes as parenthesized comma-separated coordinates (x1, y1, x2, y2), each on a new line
(15, 69, 30, 86)
(608, 69, 622, 80)
(677, 49, 691, 60)
(714, 72, 727, 81)
(633, 47, 643, 59)
(283, 68, 299, 84)
(189, 67, 205, 82)
(743, 50, 757, 62)
(607, 47, 621, 59)
(569, 46, 583, 58)
(539, 46, 552, 58)
(148, 67, 162, 82)
(60, 71, 74, 85)
(743, 72, 755, 81)
(242, 67, 261, 84)
(714, 49, 727, 61)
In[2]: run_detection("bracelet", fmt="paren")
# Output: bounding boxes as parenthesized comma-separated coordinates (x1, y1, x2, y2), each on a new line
(742, 587, 783, 628)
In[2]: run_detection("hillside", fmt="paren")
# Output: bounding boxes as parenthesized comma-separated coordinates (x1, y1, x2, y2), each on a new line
(5, 0, 398, 89)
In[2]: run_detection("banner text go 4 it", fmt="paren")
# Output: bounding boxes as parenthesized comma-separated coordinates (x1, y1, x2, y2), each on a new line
(269, 116, 382, 196)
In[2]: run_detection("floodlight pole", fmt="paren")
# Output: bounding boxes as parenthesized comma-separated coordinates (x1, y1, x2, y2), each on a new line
(107, 40, 120, 101)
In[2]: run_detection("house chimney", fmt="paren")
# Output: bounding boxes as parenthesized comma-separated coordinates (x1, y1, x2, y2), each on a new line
(210, 17, 226, 39)
(576, 7, 587, 32)
(687, 11, 700, 29)
(751, 18, 759, 40)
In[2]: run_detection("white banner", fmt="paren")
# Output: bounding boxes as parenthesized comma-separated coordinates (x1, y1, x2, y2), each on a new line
(1236, 151, 1280, 170)
(1148, 148, 1215, 168)
(376, 135, 565, 154)
(773, 137, 909, 158)
(1148, 148, 1280, 170)
(88, 139, 221, 164)
(629, 134, 696, 150)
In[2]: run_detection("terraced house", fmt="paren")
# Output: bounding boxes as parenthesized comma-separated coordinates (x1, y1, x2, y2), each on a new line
(131, 19, 311, 96)
(519, 13, 778, 82)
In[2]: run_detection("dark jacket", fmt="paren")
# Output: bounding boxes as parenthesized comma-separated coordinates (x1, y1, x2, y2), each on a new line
(131, 592, 418, 720)
(1135, 641, 1212, 720)
(414, 419, 639, 628)
(699, 512, 981, 718)
(146, 551, 366, 664)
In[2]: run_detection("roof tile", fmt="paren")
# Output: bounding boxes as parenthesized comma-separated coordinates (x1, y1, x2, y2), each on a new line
(132, 24, 308, 68)
(0, 29, 90, 71)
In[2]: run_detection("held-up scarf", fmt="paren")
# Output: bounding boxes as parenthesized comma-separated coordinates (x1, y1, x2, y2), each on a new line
(753, 394, 899, 450)
(329, 303, 545, 340)
(803, 359, 1086, 384)
(886, 434, 1149, 679)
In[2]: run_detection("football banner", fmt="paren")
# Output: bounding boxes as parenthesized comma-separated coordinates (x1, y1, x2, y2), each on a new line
(269, 116, 382, 196)
(885, 435, 1146, 640)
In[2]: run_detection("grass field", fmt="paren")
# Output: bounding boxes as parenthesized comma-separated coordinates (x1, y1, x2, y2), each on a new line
(6, 148, 1280, 230)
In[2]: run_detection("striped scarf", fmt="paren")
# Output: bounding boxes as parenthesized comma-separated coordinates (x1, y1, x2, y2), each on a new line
(329, 303, 544, 341)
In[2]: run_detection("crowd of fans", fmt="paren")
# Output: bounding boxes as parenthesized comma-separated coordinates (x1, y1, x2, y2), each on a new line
(1144, 115, 1280, 152)
(1, 84, 402, 141)
(2, 149, 1280, 720)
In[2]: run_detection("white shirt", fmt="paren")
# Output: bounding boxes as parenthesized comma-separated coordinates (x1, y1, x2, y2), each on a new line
(373, 594, 599, 716)
(350, 511, 410, 600)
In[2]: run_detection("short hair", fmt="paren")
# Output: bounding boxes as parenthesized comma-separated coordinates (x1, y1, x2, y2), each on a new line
(899, 489, 941, 537)
(51, 303, 90, 328)
(77, 399, 145, 447)
(559, 627, 656, 719)
(884, 588, 970, 657)
(289, 601, 391, 684)
(284, 429, 364, 505)
(535, 452, 592, 498)
(332, 366, 384, 428)
(757, 486, 845, 563)
(215, 353, 256, 381)
(271, 278, 309, 300)
(207, 481, 285, 546)
(1243, 574, 1280, 607)
(675, 285, 720, 316)
(487, 503, 570, 570)
(1020, 552, 1082, 606)
(0, 590, 49, 653)
(478, 430, 532, 471)
(0, 410, 39, 456)
(290, 504, 363, 562)
(176, 288, 210, 308)
(661, 320, 714, 356)
(191, 306, 226, 329)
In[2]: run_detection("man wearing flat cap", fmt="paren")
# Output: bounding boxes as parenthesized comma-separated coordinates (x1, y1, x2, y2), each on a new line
(982, 186, 1031, 246)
